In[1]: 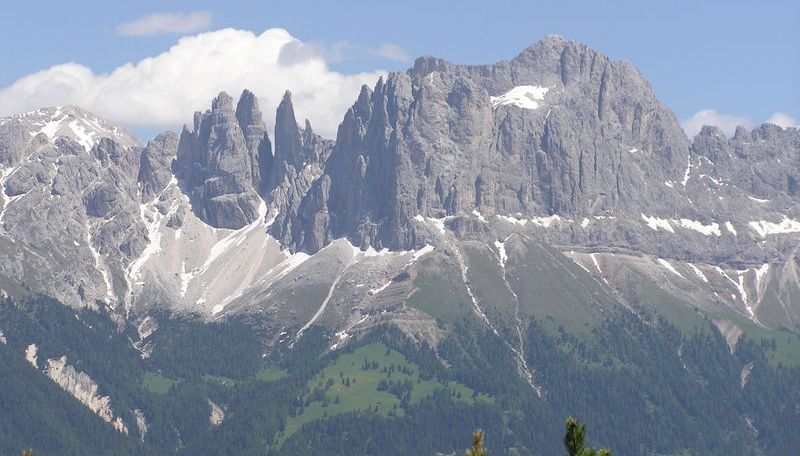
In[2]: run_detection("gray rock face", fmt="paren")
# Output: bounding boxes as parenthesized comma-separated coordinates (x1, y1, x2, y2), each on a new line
(138, 132, 179, 202)
(235, 89, 273, 195)
(174, 91, 267, 229)
(0, 35, 798, 338)
(0, 128, 146, 309)
(690, 124, 799, 201)
(268, 91, 334, 251)
(282, 35, 691, 252)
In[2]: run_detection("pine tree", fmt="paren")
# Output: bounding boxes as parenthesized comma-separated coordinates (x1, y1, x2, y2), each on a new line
(465, 429, 488, 456)
(564, 417, 612, 456)
(564, 417, 586, 456)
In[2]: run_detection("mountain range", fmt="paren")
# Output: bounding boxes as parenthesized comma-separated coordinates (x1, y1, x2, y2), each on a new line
(0, 35, 798, 455)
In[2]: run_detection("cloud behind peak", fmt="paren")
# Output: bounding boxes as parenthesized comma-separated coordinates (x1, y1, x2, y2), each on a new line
(0, 28, 386, 139)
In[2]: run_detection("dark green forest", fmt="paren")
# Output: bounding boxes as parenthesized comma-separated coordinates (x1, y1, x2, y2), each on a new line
(0, 294, 798, 455)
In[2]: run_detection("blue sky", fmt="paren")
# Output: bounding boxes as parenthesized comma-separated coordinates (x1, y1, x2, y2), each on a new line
(1, 0, 797, 139)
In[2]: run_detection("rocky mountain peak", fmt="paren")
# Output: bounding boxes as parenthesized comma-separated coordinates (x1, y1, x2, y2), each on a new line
(175, 91, 264, 229)
(1, 37, 798, 336)
(0, 105, 140, 165)
(271, 36, 696, 253)
(210, 91, 236, 114)
(235, 89, 273, 195)
(138, 131, 179, 201)
(273, 91, 304, 176)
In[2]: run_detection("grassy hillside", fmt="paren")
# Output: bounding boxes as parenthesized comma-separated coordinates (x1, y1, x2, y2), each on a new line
(278, 342, 490, 443)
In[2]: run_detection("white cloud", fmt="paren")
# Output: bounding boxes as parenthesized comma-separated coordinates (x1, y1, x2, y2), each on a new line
(278, 40, 410, 65)
(116, 11, 213, 37)
(766, 112, 798, 129)
(681, 109, 751, 138)
(0, 28, 386, 138)
(372, 43, 411, 62)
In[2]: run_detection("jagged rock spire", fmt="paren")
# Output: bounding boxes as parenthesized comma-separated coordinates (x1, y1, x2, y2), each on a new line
(174, 91, 263, 229)
(236, 89, 273, 195)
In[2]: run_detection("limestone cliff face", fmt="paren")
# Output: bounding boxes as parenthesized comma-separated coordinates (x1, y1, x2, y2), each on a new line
(267, 91, 334, 252)
(174, 91, 270, 229)
(281, 35, 692, 252)
(138, 131, 179, 202)
(1, 36, 798, 331)
(236, 89, 273, 196)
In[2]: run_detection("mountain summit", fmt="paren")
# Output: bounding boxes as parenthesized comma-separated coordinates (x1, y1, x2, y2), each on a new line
(0, 36, 800, 327)
(1, 36, 798, 328)
(0, 35, 799, 455)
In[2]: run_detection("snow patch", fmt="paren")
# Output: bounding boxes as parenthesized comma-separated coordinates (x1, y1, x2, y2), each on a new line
(529, 214, 563, 228)
(748, 217, 800, 237)
(410, 244, 435, 262)
(0, 329, 5, 344)
(414, 214, 447, 234)
(369, 281, 392, 295)
(68, 119, 96, 151)
(590, 253, 603, 274)
(472, 209, 486, 222)
(591, 253, 609, 284)
(570, 254, 593, 274)
(580, 218, 590, 228)
(496, 213, 563, 228)
(681, 155, 692, 186)
(179, 261, 194, 298)
(700, 174, 724, 186)
(688, 264, 708, 283)
(85, 224, 116, 302)
(494, 240, 508, 269)
(657, 258, 685, 279)
(128, 201, 167, 286)
(747, 196, 769, 203)
(716, 267, 754, 319)
(677, 219, 721, 236)
(363, 245, 390, 257)
(496, 214, 527, 226)
(429, 217, 446, 234)
(490, 85, 549, 110)
(330, 330, 350, 350)
(725, 221, 737, 235)
(641, 214, 675, 233)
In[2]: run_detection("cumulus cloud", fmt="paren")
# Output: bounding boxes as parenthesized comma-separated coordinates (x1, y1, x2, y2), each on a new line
(681, 109, 751, 138)
(116, 11, 213, 37)
(278, 40, 410, 65)
(766, 112, 798, 129)
(372, 43, 411, 62)
(0, 28, 387, 138)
